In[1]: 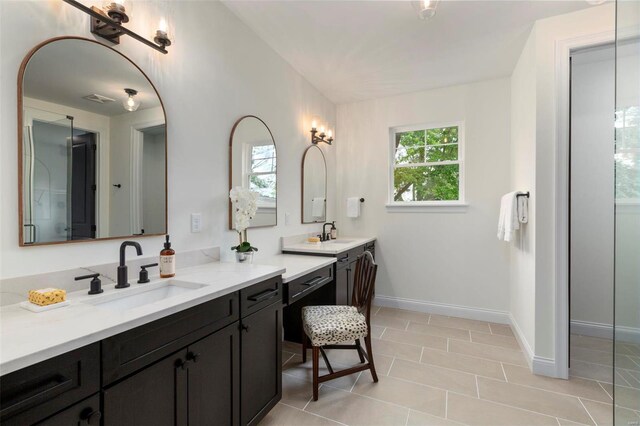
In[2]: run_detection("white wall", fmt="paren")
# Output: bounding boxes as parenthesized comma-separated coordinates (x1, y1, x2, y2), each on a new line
(509, 4, 615, 364)
(336, 78, 511, 315)
(570, 46, 614, 328)
(0, 0, 335, 279)
(509, 29, 538, 355)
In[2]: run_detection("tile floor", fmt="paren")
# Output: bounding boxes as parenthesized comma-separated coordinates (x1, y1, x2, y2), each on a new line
(260, 305, 640, 426)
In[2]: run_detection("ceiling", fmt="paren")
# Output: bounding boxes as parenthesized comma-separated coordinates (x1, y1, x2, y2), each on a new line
(223, 1, 594, 104)
(24, 39, 161, 117)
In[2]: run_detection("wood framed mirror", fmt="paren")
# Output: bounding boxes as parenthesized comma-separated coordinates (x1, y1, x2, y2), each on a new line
(18, 37, 167, 246)
(229, 115, 277, 229)
(301, 145, 327, 223)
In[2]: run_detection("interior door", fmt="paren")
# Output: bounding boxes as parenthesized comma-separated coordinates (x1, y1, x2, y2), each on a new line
(70, 133, 96, 240)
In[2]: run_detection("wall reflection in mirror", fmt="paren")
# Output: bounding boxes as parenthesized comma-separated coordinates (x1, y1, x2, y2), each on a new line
(302, 145, 327, 223)
(229, 116, 277, 229)
(19, 38, 167, 246)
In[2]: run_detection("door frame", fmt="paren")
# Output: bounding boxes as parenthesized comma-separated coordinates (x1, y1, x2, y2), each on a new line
(554, 30, 614, 379)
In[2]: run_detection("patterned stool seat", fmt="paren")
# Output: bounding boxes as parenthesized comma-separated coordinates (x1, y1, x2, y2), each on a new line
(302, 305, 369, 346)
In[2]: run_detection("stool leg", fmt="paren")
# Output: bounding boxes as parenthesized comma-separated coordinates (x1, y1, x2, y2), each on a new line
(355, 339, 366, 363)
(364, 335, 378, 383)
(312, 346, 320, 401)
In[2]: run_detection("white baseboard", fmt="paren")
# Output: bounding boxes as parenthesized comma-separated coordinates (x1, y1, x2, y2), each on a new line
(570, 320, 612, 339)
(509, 314, 562, 378)
(571, 320, 640, 344)
(373, 295, 510, 325)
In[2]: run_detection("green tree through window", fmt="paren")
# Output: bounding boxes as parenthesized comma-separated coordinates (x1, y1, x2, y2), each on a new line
(393, 125, 462, 202)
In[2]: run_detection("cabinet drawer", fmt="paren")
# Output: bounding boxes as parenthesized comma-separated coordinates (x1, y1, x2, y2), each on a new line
(240, 276, 282, 317)
(0, 344, 100, 425)
(36, 393, 100, 426)
(102, 293, 239, 385)
(285, 266, 333, 305)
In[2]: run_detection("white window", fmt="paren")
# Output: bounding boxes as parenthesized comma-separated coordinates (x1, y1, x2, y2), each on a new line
(246, 144, 276, 208)
(615, 106, 640, 203)
(388, 122, 465, 207)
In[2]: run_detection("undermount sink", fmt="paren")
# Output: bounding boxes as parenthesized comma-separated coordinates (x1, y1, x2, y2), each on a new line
(86, 280, 205, 312)
(323, 239, 356, 244)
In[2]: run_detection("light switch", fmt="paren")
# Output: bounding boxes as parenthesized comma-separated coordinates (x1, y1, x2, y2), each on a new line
(191, 213, 202, 233)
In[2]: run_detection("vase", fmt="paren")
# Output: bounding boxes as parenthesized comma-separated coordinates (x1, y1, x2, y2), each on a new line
(235, 251, 254, 263)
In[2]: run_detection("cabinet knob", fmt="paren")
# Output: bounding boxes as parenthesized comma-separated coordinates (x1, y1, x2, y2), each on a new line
(187, 351, 200, 363)
(241, 323, 249, 332)
(80, 408, 102, 425)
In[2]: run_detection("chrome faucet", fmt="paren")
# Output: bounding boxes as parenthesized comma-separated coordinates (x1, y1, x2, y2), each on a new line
(116, 241, 143, 289)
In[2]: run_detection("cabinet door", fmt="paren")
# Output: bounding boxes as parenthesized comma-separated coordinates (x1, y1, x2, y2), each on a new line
(187, 322, 240, 426)
(335, 266, 349, 306)
(240, 302, 282, 426)
(103, 349, 188, 426)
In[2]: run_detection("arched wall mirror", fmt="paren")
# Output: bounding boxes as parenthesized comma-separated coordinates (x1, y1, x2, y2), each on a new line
(302, 145, 327, 223)
(18, 37, 167, 246)
(229, 115, 277, 229)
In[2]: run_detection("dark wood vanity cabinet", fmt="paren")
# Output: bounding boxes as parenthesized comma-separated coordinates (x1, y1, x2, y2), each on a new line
(240, 299, 282, 426)
(1, 277, 282, 426)
(283, 242, 374, 308)
(0, 344, 100, 426)
(103, 322, 241, 426)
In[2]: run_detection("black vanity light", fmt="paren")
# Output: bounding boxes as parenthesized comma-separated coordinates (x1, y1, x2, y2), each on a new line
(310, 118, 334, 145)
(62, 0, 171, 54)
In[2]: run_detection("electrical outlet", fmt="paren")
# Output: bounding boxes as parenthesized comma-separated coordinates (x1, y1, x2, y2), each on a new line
(191, 213, 202, 233)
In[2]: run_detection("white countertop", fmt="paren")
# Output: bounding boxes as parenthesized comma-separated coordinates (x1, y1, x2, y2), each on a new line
(255, 254, 336, 283)
(0, 262, 285, 376)
(281, 236, 376, 255)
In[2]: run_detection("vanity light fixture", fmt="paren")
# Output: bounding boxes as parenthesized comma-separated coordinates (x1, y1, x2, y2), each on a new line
(412, 0, 439, 20)
(122, 88, 141, 112)
(310, 121, 334, 145)
(62, 0, 171, 54)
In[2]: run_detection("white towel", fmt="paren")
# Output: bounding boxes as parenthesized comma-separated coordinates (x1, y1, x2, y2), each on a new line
(498, 191, 520, 242)
(347, 197, 361, 218)
(312, 197, 325, 218)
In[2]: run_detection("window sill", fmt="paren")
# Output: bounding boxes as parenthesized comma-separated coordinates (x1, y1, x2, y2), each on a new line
(385, 202, 469, 213)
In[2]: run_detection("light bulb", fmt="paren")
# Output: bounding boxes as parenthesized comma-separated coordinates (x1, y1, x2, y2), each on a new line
(327, 129, 333, 138)
(159, 18, 168, 33)
(122, 88, 140, 112)
(423, 0, 431, 8)
(311, 119, 318, 130)
(319, 125, 325, 135)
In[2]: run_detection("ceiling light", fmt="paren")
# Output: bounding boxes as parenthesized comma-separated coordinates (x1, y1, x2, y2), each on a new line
(122, 88, 140, 112)
(412, 0, 439, 20)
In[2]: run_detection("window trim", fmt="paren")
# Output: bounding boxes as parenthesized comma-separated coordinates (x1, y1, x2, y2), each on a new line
(388, 120, 465, 207)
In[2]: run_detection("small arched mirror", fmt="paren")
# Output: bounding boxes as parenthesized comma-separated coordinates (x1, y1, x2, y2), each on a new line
(19, 37, 167, 246)
(302, 145, 327, 223)
(229, 116, 277, 229)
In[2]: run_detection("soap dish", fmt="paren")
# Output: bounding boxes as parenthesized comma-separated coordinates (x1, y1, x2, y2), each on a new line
(19, 300, 70, 313)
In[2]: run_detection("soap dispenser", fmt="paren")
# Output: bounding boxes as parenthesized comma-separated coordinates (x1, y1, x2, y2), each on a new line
(160, 235, 176, 278)
(330, 221, 337, 239)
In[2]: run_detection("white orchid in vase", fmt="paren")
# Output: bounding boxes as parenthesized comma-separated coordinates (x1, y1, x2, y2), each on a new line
(229, 187, 259, 260)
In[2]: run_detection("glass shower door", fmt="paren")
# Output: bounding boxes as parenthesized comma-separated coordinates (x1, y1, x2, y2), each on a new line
(22, 111, 73, 244)
(614, 1, 640, 423)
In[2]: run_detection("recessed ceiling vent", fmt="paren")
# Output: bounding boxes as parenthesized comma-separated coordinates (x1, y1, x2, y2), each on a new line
(83, 93, 116, 104)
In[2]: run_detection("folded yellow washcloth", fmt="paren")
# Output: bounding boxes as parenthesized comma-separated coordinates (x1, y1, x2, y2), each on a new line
(307, 237, 321, 243)
(28, 288, 66, 306)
